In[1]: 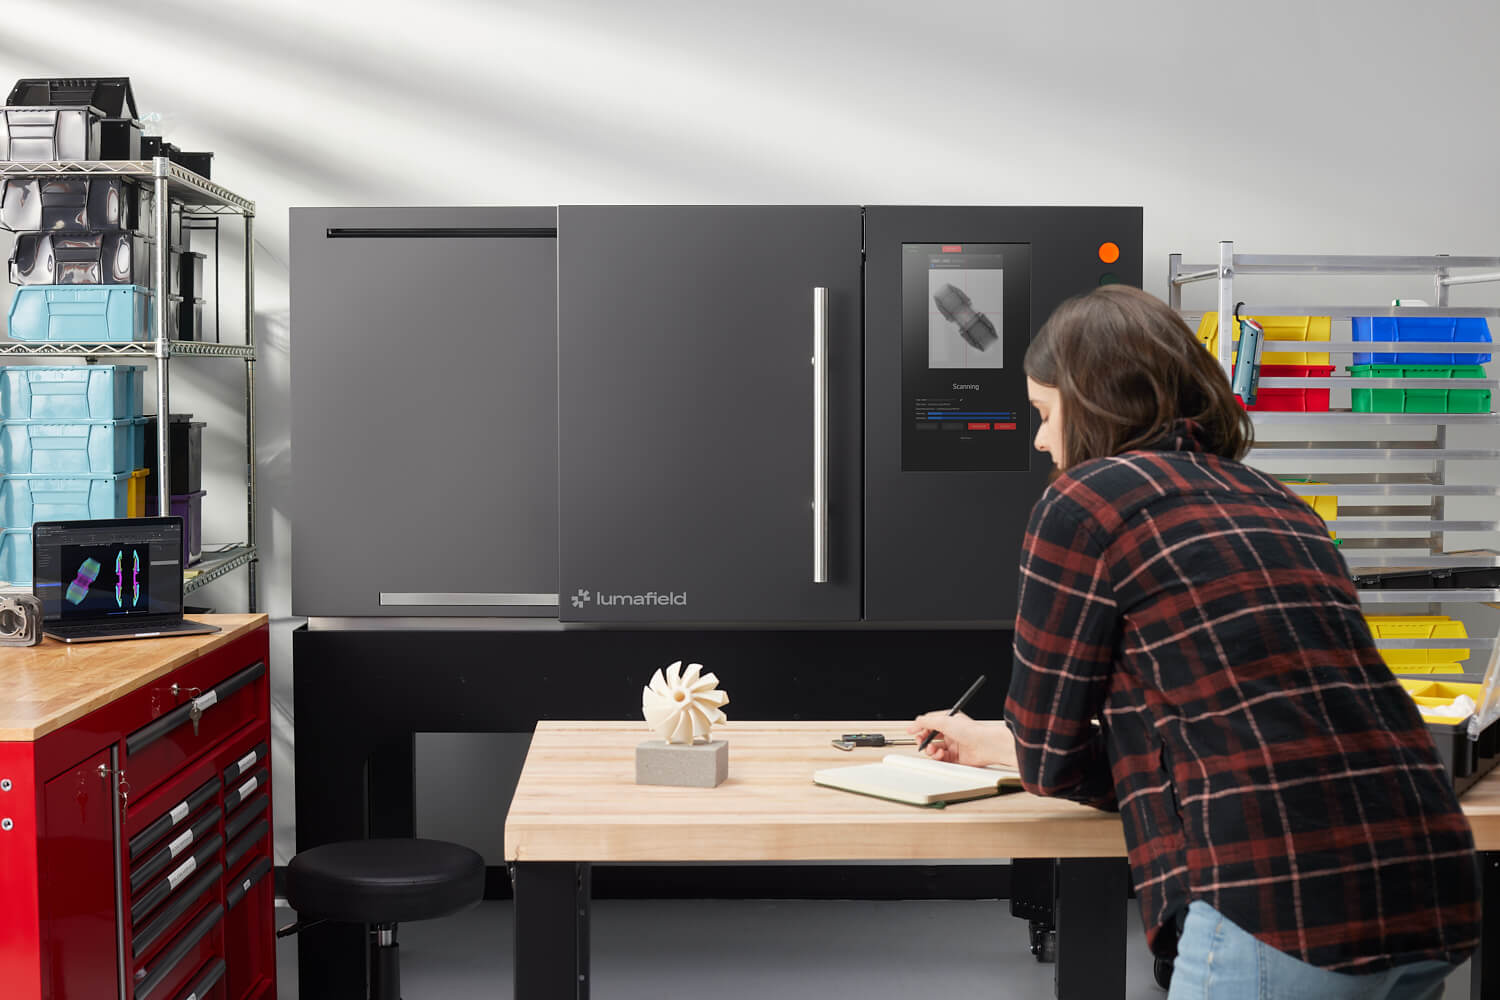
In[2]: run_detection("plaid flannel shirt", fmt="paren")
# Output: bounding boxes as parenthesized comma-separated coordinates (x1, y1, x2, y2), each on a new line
(1004, 420, 1480, 972)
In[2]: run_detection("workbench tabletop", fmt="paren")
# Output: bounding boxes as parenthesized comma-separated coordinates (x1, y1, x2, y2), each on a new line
(505, 720, 1127, 863)
(507, 720, 1500, 861)
(0, 614, 268, 741)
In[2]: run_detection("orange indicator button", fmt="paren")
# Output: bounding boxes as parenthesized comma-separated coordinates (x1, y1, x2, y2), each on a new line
(1098, 242, 1121, 264)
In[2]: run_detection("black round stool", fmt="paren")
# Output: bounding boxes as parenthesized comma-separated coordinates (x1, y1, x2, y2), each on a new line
(286, 838, 485, 1000)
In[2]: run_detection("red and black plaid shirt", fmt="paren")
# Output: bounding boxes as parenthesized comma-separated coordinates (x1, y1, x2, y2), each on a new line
(1004, 420, 1480, 972)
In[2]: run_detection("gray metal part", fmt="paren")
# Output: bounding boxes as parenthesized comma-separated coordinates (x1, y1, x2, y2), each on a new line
(557, 205, 863, 623)
(289, 206, 559, 617)
(862, 206, 1143, 622)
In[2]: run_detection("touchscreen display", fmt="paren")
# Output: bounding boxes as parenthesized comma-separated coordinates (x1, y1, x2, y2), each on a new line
(902, 243, 1031, 472)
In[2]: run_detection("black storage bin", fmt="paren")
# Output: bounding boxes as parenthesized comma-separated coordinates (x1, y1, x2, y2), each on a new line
(0, 176, 140, 232)
(1355, 566, 1497, 590)
(176, 150, 212, 179)
(7, 77, 140, 159)
(144, 413, 204, 496)
(179, 251, 205, 301)
(172, 296, 203, 341)
(9, 230, 149, 285)
(140, 135, 179, 162)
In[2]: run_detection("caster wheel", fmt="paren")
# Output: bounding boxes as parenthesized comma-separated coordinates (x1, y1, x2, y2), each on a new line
(1154, 956, 1175, 990)
(1034, 928, 1057, 963)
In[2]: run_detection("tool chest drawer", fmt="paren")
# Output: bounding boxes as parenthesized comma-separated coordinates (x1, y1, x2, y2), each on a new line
(131, 902, 224, 1000)
(125, 658, 265, 798)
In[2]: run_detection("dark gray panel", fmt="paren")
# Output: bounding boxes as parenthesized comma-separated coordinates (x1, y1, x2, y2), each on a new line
(290, 207, 559, 617)
(863, 206, 1143, 622)
(558, 206, 862, 622)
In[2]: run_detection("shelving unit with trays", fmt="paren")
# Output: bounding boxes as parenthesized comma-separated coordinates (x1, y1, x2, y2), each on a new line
(1, 157, 258, 608)
(1169, 245, 1500, 734)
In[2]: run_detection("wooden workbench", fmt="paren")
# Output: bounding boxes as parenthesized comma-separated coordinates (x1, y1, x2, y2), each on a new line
(506, 719, 1500, 1000)
(0, 613, 265, 741)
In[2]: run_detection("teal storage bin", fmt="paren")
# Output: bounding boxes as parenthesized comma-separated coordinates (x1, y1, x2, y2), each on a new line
(0, 527, 30, 584)
(0, 364, 146, 419)
(0, 416, 149, 475)
(6, 284, 152, 341)
(0, 471, 135, 529)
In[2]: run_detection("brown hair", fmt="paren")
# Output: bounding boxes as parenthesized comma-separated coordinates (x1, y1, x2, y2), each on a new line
(1023, 284, 1252, 467)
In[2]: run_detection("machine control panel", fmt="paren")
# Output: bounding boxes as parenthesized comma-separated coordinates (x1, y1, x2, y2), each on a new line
(901, 242, 1032, 472)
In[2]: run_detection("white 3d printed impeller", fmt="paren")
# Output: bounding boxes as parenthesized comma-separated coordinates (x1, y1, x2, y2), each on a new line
(642, 660, 729, 744)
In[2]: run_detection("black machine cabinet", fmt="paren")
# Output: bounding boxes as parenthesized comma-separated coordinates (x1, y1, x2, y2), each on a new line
(289, 207, 560, 617)
(557, 206, 865, 623)
(291, 204, 1140, 624)
(862, 206, 1143, 621)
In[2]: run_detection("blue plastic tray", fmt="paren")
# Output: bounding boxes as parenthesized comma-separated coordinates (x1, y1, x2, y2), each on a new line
(0, 470, 134, 529)
(0, 416, 149, 475)
(7, 283, 152, 342)
(1353, 316, 1492, 365)
(0, 364, 146, 420)
(0, 527, 30, 584)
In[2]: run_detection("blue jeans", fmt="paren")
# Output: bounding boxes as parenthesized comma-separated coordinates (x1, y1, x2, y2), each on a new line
(1167, 901, 1458, 1000)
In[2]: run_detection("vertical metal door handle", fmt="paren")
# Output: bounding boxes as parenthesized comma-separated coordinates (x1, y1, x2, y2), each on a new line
(812, 287, 829, 583)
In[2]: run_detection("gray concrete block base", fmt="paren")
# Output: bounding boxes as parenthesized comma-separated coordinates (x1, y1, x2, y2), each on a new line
(635, 739, 729, 787)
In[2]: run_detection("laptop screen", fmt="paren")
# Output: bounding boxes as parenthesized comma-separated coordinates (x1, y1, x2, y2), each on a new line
(33, 518, 184, 623)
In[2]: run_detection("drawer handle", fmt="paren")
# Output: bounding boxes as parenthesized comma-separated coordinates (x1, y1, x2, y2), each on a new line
(225, 818, 269, 870)
(134, 903, 223, 999)
(223, 742, 267, 782)
(128, 777, 219, 861)
(127, 661, 265, 756)
(131, 835, 222, 927)
(224, 793, 267, 842)
(224, 769, 267, 813)
(174, 958, 225, 1000)
(130, 807, 221, 895)
(226, 856, 272, 910)
(131, 861, 222, 961)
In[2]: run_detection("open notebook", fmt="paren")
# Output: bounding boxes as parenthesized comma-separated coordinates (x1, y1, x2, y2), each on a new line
(813, 753, 1024, 807)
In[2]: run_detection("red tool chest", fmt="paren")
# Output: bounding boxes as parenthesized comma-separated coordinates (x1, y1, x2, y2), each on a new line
(0, 616, 273, 1000)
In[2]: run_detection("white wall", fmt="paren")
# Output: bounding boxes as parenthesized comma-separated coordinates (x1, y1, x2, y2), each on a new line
(3, 0, 1498, 864)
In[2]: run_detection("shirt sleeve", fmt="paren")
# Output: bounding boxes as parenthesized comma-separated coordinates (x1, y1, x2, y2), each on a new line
(1004, 492, 1120, 811)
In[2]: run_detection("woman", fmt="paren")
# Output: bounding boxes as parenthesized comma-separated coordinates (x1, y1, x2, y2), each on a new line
(911, 285, 1479, 998)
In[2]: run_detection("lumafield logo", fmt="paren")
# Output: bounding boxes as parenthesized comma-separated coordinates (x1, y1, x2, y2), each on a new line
(570, 588, 687, 608)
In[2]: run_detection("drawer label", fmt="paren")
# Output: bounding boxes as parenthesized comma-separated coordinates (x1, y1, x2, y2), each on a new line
(168, 828, 194, 857)
(168, 856, 196, 889)
(238, 776, 258, 798)
(235, 749, 258, 773)
(170, 802, 191, 824)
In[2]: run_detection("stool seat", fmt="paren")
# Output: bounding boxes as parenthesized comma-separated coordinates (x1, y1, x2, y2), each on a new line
(286, 838, 485, 925)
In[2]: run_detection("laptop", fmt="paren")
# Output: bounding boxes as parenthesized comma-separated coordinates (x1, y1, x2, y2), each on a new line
(32, 517, 221, 643)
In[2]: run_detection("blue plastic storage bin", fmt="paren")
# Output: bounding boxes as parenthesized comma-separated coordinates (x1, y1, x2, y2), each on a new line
(0, 527, 30, 584)
(6, 284, 152, 342)
(0, 470, 135, 529)
(0, 416, 148, 475)
(1352, 316, 1493, 365)
(0, 364, 146, 420)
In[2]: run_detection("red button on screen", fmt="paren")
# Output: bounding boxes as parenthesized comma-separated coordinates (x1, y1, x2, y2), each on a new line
(967, 422, 990, 430)
(993, 422, 1017, 430)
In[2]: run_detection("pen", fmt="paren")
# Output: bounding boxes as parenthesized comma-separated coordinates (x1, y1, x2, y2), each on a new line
(917, 674, 987, 754)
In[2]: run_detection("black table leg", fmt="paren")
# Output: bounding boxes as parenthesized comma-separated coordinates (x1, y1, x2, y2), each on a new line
(1475, 851, 1500, 1000)
(514, 862, 591, 999)
(1054, 858, 1128, 1000)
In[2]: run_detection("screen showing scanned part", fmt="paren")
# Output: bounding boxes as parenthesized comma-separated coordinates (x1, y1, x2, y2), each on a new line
(902, 243, 1032, 472)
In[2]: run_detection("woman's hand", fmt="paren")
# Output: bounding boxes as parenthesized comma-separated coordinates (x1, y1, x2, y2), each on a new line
(907, 711, 1019, 770)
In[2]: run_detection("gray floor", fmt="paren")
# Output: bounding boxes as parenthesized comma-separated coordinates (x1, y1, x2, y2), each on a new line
(271, 897, 1474, 999)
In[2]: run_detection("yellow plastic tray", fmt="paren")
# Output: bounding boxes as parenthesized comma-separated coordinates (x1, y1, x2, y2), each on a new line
(125, 468, 149, 518)
(1197, 313, 1332, 365)
(1399, 679, 1482, 724)
(1372, 616, 1471, 669)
